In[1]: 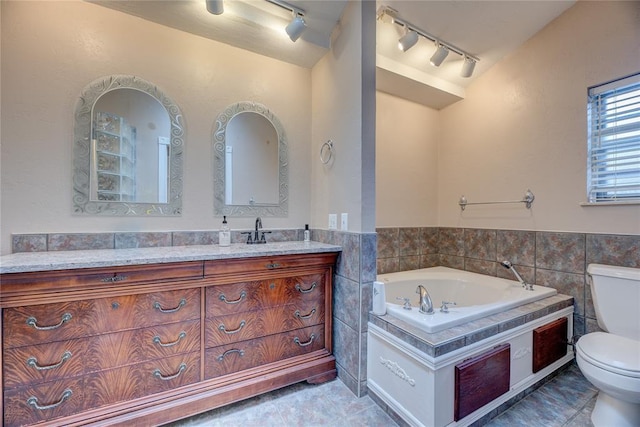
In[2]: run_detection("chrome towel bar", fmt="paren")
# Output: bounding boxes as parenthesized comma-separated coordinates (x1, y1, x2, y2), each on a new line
(459, 189, 535, 211)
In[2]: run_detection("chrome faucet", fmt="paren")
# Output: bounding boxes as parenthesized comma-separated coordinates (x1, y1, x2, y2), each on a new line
(501, 260, 534, 291)
(416, 285, 434, 315)
(254, 217, 262, 242)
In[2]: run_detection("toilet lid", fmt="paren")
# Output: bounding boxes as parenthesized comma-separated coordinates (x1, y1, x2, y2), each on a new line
(577, 332, 640, 377)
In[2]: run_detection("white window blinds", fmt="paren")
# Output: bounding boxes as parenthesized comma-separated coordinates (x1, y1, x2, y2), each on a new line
(587, 73, 640, 203)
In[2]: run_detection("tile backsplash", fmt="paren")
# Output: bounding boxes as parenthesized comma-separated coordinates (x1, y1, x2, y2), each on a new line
(377, 227, 639, 339)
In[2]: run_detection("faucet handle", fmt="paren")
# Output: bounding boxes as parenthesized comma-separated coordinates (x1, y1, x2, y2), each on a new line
(241, 232, 253, 244)
(440, 301, 457, 313)
(396, 297, 412, 310)
(259, 231, 272, 244)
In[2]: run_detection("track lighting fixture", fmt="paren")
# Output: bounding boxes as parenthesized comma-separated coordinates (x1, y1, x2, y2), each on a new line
(398, 28, 419, 52)
(460, 55, 476, 78)
(285, 13, 307, 42)
(429, 42, 449, 67)
(205, 0, 224, 15)
(266, 0, 307, 42)
(377, 5, 479, 78)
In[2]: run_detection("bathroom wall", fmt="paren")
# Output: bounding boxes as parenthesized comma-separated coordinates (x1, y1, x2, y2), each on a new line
(438, 0, 640, 234)
(376, 91, 439, 227)
(0, 1, 313, 255)
(310, 1, 376, 234)
(310, 1, 378, 397)
(375, 1, 640, 341)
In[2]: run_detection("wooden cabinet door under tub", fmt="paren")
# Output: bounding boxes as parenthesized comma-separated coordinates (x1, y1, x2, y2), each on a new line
(0, 252, 337, 426)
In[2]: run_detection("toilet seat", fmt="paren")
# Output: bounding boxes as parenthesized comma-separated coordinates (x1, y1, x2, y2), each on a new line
(576, 332, 640, 378)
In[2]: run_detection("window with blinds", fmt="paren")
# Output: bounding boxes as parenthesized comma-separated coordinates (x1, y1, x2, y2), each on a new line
(587, 73, 640, 203)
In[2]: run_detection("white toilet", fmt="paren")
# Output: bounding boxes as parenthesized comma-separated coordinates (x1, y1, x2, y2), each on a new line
(575, 264, 640, 427)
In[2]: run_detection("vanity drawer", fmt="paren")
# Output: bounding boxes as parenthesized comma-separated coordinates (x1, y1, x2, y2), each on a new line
(206, 300, 324, 346)
(3, 352, 200, 427)
(1, 261, 203, 296)
(4, 320, 201, 389)
(204, 325, 325, 379)
(205, 253, 336, 277)
(4, 288, 200, 348)
(4, 376, 85, 427)
(206, 273, 325, 317)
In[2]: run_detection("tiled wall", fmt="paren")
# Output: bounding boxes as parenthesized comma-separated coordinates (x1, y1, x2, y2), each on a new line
(313, 229, 377, 398)
(11, 228, 378, 398)
(377, 227, 640, 339)
(11, 229, 303, 252)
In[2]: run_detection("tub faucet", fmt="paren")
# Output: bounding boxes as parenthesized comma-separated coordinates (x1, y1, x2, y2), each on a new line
(501, 261, 533, 291)
(416, 285, 434, 315)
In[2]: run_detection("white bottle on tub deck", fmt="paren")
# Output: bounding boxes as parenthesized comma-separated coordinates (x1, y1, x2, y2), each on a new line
(372, 281, 386, 315)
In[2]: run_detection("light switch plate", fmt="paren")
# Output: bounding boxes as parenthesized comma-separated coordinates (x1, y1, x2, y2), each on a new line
(328, 214, 337, 230)
(340, 213, 348, 231)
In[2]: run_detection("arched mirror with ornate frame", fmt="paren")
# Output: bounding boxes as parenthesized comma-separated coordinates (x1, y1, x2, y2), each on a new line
(213, 102, 288, 217)
(73, 75, 184, 215)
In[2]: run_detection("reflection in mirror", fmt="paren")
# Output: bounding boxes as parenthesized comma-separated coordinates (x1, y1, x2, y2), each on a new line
(73, 75, 183, 215)
(213, 102, 288, 217)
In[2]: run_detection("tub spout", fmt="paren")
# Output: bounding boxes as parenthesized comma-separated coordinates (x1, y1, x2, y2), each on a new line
(501, 261, 533, 291)
(416, 285, 434, 315)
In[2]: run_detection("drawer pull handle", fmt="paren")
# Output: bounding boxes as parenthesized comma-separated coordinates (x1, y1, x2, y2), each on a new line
(153, 362, 187, 381)
(152, 331, 186, 347)
(294, 333, 316, 347)
(26, 313, 72, 331)
(153, 298, 186, 313)
(100, 274, 128, 283)
(219, 320, 246, 335)
(295, 282, 317, 294)
(217, 348, 245, 361)
(265, 262, 281, 269)
(26, 389, 72, 411)
(219, 291, 247, 304)
(294, 308, 317, 320)
(26, 351, 72, 371)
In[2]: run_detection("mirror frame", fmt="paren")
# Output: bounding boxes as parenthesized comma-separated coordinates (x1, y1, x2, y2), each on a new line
(73, 75, 184, 216)
(213, 102, 288, 217)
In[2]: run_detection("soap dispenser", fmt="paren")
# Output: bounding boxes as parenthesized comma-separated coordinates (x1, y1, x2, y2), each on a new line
(219, 216, 231, 247)
(304, 224, 310, 242)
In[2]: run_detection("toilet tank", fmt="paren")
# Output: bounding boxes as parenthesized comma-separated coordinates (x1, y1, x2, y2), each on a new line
(587, 264, 640, 340)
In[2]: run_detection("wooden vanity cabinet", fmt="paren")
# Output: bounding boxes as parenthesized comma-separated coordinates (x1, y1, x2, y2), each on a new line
(0, 252, 337, 426)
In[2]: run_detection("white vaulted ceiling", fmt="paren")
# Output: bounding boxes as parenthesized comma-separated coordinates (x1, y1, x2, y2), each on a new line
(91, 0, 576, 108)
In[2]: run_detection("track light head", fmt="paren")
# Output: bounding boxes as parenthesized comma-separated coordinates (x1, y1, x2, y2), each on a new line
(460, 56, 476, 78)
(430, 42, 449, 67)
(398, 28, 419, 52)
(206, 0, 224, 15)
(285, 13, 307, 42)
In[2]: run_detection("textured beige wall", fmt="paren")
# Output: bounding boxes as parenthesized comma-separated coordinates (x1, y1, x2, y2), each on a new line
(0, 1, 313, 254)
(311, 0, 368, 232)
(376, 1, 639, 235)
(438, 0, 640, 234)
(376, 91, 439, 227)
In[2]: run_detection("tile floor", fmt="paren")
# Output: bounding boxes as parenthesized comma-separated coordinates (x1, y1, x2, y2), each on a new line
(167, 363, 597, 427)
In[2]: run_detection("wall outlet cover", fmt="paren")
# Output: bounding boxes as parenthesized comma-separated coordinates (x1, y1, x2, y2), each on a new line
(328, 214, 337, 230)
(340, 213, 348, 231)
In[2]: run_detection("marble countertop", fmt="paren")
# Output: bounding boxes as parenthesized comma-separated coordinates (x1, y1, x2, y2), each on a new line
(0, 242, 342, 274)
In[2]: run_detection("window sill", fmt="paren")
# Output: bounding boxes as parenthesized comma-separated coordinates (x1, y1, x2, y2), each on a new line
(580, 201, 640, 207)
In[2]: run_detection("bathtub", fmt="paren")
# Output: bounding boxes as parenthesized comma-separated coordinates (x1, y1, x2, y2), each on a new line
(378, 266, 557, 333)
